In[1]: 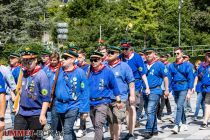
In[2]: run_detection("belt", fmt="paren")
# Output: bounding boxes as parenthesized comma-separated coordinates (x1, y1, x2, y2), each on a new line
(90, 97, 109, 101)
(175, 81, 187, 84)
(203, 85, 210, 89)
(144, 86, 160, 90)
(56, 99, 70, 103)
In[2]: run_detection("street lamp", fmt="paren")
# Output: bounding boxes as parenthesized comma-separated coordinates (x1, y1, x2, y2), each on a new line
(178, 0, 184, 48)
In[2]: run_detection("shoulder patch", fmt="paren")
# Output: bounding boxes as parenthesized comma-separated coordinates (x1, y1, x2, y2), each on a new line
(81, 82, 85, 89)
(164, 68, 168, 74)
(41, 89, 48, 96)
(138, 67, 143, 72)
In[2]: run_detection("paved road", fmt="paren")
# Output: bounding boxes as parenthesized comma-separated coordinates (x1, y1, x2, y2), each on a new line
(3, 93, 210, 140)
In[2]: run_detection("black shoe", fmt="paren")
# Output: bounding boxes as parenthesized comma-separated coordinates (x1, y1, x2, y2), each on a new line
(141, 132, 152, 139)
(122, 133, 135, 140)
(199, 123, 208, 130)
(152, 131, 158, 136)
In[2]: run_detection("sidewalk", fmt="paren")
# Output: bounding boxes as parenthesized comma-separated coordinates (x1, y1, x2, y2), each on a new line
(4, 93, 210, 140)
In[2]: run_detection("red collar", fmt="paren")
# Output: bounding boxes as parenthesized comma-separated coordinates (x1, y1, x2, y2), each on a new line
(108, 59, 120, 67)
(123, 52, 133, 59)
(147, 58, 158, 66)
(49, 65, 59, 72)
(64, 65, 77, 72)
(92, 64, 105, 73)
(44, 61, 50, 66)
(175, 58, 184, 64)
(164, 61, 169, 65)
(10, 63, 21, 69)
(26, 65, 42, 76)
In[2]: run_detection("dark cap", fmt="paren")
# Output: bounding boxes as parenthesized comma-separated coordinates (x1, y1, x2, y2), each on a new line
(204, 50, 210, 54)
(90, 51, 103, 58)
(41, 49, 51, 55)
(120, 42, 131, 48)
(63, 50, 79, 58)
(9, 53, 20, 58)
(108, 46, 121, 53)
(20, 49, 38, 59)
(143, 48, 155, 53)
(68, 43, 78, 51)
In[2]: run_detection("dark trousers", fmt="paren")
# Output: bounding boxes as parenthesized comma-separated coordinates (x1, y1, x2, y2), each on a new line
(14, 114, 43, 140)
(80, 119, 86, 130)
(157, 94, 172, 120)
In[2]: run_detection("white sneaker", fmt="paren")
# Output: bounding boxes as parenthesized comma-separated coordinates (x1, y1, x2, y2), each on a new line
(171, 125, 179, 134)
(179, 124, 188, 132)
(76, 129, 86, 138)
(75, 118, 80, 127)
(45, 135, 53, 140)
(59, 135, 63, 140)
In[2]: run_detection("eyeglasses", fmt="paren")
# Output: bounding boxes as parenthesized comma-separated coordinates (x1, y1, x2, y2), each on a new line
(121, 47, 129, 51)
(108, 51, 115, 55)
(90, 58, 100, 63)
(22, 59, 35, 66)
(62, 55, 72, 60)
(175, 52, 180, 55)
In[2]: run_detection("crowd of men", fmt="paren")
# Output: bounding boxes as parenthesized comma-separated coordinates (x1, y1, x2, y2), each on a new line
(0, 42, 209, 140)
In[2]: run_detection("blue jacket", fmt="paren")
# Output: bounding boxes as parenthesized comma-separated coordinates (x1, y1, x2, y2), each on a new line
(143, 61, 168, 95)
(120, 52, 146, 91)
(19, 69, 50, 116)
(107, 61, 135, 101)
(0, 72, 6, 93)
(168, 61, 194, 91)
(193, 70, 202, 93)
(43, 66, 56, 94)
(88, 66, 120, 106)
(196, 62, 210, 93)
(55, 67, 89, 113)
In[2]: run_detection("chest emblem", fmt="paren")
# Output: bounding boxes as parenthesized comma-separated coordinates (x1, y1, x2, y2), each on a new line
(99, 79, 104, 90)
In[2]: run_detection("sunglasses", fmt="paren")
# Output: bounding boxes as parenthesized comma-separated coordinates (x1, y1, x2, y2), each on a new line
(121, 47, 129, 51)
(108, 51, 115, 55)
(22, 59, 35, 66)
(62, 55, 73, 60)
(145, 52, 153, 55)
(90, 58, 100, 63)
(175, 52, 180, 55)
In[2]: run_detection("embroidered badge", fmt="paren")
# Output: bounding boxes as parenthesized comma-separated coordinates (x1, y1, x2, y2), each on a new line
(81, 82, 85, 89)
(115, 72, 119, 76)
(164, 68, 168, 74)
(99, 79, 104, 90)
(150, 69, 154, 75)
(138, 67, 143, 72)
(41, 89, 48, 96)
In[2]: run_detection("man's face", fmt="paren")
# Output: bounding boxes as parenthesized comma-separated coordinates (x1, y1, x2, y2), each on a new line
(41, 55, 50, 63)
(90, 57, 101, 68)
(62, 55, 75, 68)
(50, 57, 59, 67)
(9, 57, 19, 66)
(99, 48, 108, 59)
(122, 47, 131, 55)
(183, 56, 189, 62)
(205, 53, 210, 63)
(145, 51, 155, 62)
(175, 50, 183, 59)
(22, 58, 37, 71)
(107, 50, 119, 62)
(78, 54, 85, 64)
(159, 57, 167, 62)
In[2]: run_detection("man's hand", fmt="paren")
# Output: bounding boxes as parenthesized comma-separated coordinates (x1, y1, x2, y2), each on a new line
(116, 102, 124, 109)
(164, 90, 169, 98)
(129, 95, 135, 105)
(81, 113, 88, 120)
(186, 89, 192, 100)
(11, 92, 16, 102)
(39, 115, 47, 126)
(145, 88, 150, 95)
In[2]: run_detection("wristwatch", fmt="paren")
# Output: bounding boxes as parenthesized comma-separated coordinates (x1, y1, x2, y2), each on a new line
(116, 100, 121, 103)
(0, 117, 5, 122)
